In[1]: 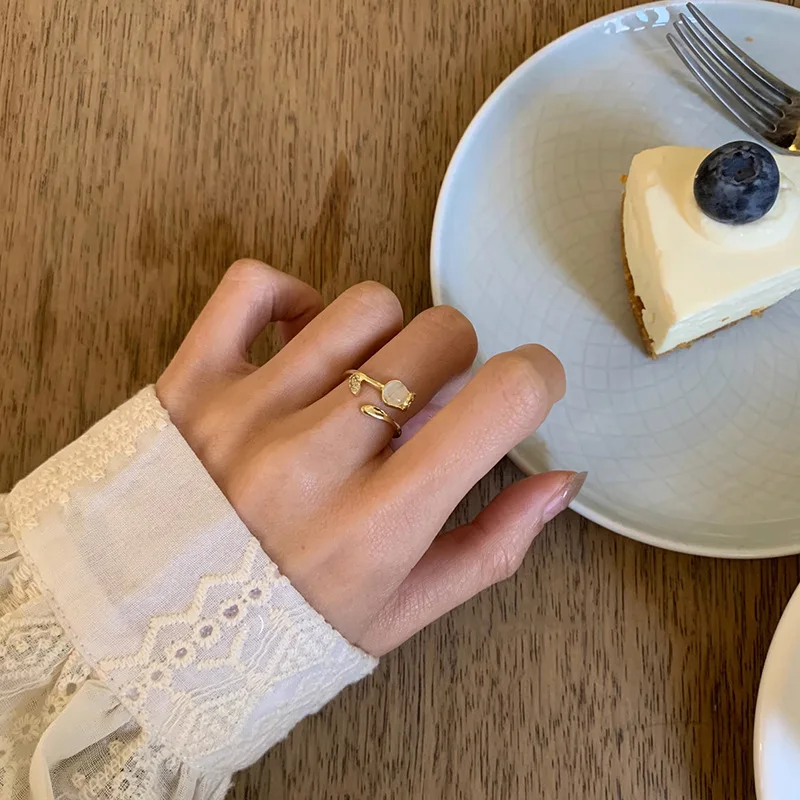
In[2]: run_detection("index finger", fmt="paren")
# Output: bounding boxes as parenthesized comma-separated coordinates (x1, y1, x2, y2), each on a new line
(378, 344, 566, 531)
(178, 260, 323, 374)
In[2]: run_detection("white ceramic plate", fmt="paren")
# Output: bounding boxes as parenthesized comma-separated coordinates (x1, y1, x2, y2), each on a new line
(756, 582, 800, 800)
(431, 0, 800, 558)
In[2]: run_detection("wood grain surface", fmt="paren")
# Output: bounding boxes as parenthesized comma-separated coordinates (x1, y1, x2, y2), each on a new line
(2, 0, 799, 797)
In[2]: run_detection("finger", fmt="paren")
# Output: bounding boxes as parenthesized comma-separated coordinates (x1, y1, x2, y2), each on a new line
(378, 345, 566, 539)
(241, 281, 404, 413)
(309, 305, 478, 465)
(177, 260, 323, 376)
(391, 369, 473, 449)
(358, 471, 586, 655)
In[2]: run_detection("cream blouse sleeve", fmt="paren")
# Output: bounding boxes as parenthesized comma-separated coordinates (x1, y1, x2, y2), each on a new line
(0, 387, 377, 800)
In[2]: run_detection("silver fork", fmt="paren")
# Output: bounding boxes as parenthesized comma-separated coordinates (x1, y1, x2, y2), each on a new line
(667, 2, 800, 154)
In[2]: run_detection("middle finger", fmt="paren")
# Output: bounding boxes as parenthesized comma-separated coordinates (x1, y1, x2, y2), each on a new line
(377, 344, 566, 541)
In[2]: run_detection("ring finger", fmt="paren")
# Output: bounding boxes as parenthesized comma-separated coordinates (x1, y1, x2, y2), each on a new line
(306, 305, 478, 466)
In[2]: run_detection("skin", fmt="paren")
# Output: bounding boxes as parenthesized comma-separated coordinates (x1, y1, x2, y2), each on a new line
(157, 259, 584, 656)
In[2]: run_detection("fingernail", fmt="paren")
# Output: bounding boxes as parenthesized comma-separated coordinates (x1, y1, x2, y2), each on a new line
(543, 472, 587, 523)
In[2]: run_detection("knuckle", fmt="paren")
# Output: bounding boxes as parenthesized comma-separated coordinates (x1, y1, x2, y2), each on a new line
(483, 542, 525, 585)
(487, 351, 549, 423)
(417, 305, 477, 348)
(225, 258, 273, 286)
(345, 281, 403, 325)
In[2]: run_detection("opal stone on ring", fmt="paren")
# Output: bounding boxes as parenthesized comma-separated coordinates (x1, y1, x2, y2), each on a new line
(345, 370, 416, 411)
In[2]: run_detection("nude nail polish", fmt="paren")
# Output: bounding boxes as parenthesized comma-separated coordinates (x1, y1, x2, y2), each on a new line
(543, 472, 587, 523)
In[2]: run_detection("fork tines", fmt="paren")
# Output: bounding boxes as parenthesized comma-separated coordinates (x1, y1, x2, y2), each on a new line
(667, 3, 798, 145)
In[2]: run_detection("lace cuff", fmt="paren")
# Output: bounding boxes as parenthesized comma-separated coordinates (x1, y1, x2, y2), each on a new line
(5, 387, 377, 781)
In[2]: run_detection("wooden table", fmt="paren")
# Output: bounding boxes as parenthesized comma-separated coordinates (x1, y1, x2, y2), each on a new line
(2, 0, 799, 797)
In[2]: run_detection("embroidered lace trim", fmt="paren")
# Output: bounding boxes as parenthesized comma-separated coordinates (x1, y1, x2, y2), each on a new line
(6, 387, 168, 535)
(2, 387, 375, 792)
(96, 537, 373, 771)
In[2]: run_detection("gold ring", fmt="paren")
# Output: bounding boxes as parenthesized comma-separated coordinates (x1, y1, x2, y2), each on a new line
(360, 404, 402, 438)
(346, 370, 416, 411)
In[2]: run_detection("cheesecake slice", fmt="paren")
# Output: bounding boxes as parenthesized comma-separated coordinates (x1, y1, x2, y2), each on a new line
(622, 144, 800, 357)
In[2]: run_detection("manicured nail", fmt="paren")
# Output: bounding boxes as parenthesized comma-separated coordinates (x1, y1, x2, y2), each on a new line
(543, 472, 587, 523)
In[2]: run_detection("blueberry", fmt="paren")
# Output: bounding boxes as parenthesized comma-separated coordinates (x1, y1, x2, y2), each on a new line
(694, 141, 780, 225)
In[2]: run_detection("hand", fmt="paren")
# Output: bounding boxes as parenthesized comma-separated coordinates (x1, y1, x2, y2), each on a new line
(156, 260, 583, 655)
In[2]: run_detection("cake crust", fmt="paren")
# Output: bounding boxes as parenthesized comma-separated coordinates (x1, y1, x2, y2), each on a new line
(621, 234, 658, 358)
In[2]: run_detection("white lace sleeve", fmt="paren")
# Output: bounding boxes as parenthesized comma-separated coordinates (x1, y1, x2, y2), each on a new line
(0, 388, 377, 800)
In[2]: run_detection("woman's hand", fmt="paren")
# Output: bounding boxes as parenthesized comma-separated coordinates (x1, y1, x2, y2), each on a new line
(157, 260, 583, 656)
